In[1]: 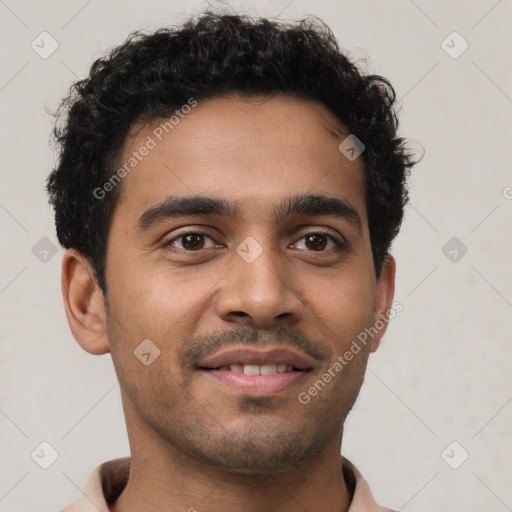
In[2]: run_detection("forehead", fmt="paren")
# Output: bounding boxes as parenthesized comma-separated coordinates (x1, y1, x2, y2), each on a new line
(112, 94, 368, 229)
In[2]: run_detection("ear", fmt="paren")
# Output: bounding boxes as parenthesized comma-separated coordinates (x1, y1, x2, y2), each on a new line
(369, 254, 396, 353)
(61, 248, 110, 355)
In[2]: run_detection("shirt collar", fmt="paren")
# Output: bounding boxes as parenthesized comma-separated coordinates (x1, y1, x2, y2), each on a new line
(61, 456, 394, 512)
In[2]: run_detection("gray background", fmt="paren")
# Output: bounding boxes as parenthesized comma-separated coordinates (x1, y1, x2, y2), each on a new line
(0, 0, 511, 511)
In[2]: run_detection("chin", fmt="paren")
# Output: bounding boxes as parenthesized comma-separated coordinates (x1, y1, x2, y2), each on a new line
(188, 421, 329, 475)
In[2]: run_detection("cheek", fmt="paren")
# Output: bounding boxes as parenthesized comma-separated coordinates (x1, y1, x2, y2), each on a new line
(108, 257, 193, 328)
(310, 280, 374, 408)
(308, 269, 375, 342)
(133, 267, 212, 325)
(106, 264, 218, 371)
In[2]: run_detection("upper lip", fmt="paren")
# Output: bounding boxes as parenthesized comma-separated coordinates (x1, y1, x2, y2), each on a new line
(198, 347, 315, 370)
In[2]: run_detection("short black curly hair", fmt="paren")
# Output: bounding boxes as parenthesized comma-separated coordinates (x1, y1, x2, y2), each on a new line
(46, 10, 415, 297)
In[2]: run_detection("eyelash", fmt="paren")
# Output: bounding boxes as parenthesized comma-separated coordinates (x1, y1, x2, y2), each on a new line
(162, 230, 346, 253)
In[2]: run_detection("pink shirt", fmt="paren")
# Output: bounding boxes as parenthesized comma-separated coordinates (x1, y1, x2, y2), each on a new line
(61, 456, 395, 511)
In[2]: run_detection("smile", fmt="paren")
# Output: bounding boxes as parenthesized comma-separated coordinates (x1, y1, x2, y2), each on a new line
(209, 363, 297, 375)
(197, 347, 314, 396)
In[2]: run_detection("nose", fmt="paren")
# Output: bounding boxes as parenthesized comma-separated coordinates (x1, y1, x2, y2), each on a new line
(215, 237, 305, 329)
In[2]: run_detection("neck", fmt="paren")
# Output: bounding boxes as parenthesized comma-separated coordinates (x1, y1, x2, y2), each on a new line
(111, 416, 352, 512)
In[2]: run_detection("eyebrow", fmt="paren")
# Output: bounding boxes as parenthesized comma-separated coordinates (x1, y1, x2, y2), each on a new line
(137, 193, 362, 232)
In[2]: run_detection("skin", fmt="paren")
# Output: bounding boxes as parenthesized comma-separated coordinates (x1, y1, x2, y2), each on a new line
(61, 94, 395, 512)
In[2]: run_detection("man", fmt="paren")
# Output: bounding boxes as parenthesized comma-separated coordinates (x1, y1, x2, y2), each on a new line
(47, 10, 415, 512)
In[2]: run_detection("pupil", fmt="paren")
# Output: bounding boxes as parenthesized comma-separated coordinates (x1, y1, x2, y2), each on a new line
(306, 234, 326, 251)
(183, 234, 203, 250)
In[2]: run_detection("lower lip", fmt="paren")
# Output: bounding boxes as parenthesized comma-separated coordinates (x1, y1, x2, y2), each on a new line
(201, 369, 308, 397)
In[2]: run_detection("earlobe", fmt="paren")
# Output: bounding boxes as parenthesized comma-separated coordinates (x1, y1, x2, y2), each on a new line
(61, 248, 110, 355)
(370, 254, 396, 353)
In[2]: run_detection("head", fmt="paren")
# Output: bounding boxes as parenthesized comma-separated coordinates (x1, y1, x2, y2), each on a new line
(47, 12, 415, 473)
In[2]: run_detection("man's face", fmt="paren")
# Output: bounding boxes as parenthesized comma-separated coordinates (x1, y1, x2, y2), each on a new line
(102, 94, 392, 472)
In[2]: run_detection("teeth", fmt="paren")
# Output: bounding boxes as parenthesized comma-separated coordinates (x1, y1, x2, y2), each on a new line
(221, 364, 296, 375)
(243, 365, 260, 376)
(260, 364, 277, 375)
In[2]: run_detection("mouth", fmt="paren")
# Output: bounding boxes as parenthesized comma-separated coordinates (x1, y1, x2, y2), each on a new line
(197, 348, 314, 397)
(201, 363, 302, 375)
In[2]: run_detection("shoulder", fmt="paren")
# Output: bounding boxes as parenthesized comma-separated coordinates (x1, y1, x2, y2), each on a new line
(342, 456, 397, 512)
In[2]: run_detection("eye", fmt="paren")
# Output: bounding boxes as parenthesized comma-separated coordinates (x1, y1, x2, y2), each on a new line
(292, 232, 345, 252)
(163, 232, 217, 251)
(162, 230, 346, 253)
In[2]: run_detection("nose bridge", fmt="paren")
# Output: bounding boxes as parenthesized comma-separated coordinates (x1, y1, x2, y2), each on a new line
(238, 234, 285, 293)
(217, 234, 304, 324)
